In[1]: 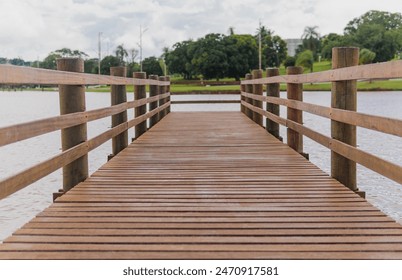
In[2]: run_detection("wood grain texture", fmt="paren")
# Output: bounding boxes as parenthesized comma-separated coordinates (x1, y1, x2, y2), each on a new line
(110, 66, 128, 156)
(0, 93, 170, 147)
(241, 60, 402, 85)
(1, 112, 402, 259)
(0, 102, 170, 200)
(0, 64, 170, 86)
(241, 101, 402, 184)
(241, 92, 402, 137)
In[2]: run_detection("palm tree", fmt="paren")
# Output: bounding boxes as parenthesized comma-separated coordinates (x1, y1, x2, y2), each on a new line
(228, 26, 235, 35)
(302, 26, 320, 53)
(115, 44, 128, 66)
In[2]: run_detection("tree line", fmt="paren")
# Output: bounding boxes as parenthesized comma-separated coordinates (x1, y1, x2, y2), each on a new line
(1, 10, 401, 80)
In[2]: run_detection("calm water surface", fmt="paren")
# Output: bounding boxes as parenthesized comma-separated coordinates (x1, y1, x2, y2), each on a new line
(0, 90, 401, 241)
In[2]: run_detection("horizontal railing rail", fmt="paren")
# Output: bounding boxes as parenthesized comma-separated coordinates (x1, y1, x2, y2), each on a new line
(171, 100, 240, 104)
(241, 60, 402, 85)
(241, 92, 402, 137)
(0, 59, 171, 200)
(0, 93, 170, 147)
(240, 47, 402, 193)
(0, 64, 170, 86)
(241, 97, 402, 185)
(0, 100, 170, 199)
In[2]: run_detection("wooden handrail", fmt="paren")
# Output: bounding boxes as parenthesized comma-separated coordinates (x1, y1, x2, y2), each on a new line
(171, 100, 240, 104)
(241, 60, 402, 85)
(242, 100, 402, 185)
(241, 48, 402, 191)
(0, 102, 170, 200)
(0, 62, 172, 200)
(0, 64, 170, 86)
(0, 93, 170, 147)
(242, 92, 402, 137)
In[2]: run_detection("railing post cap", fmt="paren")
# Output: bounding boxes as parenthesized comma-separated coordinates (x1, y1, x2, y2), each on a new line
(110, 66, 127, 77)
(149, 74, 158, 80)
(332, 47, 359, 51)
(286, 66, 303, 75)
(251, 69, 263, 75)
(134, 72, 146, 79)
(245, 73, 252, 79)
(266, 68, 279, 76)
(56, 58, 84, 72)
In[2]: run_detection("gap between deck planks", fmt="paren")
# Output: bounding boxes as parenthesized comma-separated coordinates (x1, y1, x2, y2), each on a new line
(1, 112, 402, 259)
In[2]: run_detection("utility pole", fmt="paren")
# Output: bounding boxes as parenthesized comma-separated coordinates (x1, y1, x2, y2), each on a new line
(258, 20, 262, 70)
(98, 32, 102, 75)
(138, 25, 148, 72)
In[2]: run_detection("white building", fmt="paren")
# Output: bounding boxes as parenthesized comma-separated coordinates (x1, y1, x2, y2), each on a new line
(285, 39, 303, 57)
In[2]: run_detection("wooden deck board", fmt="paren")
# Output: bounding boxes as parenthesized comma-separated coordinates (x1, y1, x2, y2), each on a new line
(1, 111, 402, 259)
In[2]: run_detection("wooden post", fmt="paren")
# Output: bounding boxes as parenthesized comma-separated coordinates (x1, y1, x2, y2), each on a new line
(266, 68, 282, 141)
(109, 66, 128, 160)
(252, 69, 263, 126)
(286, 66, 304, 155)
(158, 76, 167, 120)
(149, 75, 159, 128)
(240, 79, 246, 113)
(134, 72, 147, 140)
(166, 76, 171, 114)
(57, 58, 88, 192)
(245, 74, 253, 120)
(331, 47, 359, 193)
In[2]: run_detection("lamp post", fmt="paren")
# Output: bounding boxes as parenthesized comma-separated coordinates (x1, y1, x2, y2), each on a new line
(138, 25, 148, 72)
(258, 20, 262, 70)
(98, 32, 102, 75)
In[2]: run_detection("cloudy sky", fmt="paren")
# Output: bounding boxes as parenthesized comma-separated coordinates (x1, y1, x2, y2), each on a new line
(0, 0, 401, 61)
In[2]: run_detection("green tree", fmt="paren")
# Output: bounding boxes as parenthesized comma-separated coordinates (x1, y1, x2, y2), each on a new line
(256, 26, 287, 68)
(320, 33, 350, 59)
(344, 10, 402, 62)
(302, 26, 321, 59)
(127, 62, 140, 77)
(345, 10, 402, 34)
(190, 33, 228, 80)
(54, 48, 88, 58)
(223, 34, 258, 80)
(263, 34, 287, 67)
(100, 55, 120, 75)
(165, 40, 195, 79)
(359, 48, 376, 65)
(40, 53, 61, 69)
(8, 58, 29, 66)
(142, 56, 163, 76)
(283, 56, 296, 68)
(84, 58, 99, 74)
(40, 49, 88, 69)
(115, 44, 128, 66)
(296, 50, 314, 72)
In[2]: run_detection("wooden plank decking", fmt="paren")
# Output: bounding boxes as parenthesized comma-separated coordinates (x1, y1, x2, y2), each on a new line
(1, 112, 402, 259)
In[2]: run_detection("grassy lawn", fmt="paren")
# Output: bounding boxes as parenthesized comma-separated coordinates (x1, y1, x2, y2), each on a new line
(85, 79, 402, 93)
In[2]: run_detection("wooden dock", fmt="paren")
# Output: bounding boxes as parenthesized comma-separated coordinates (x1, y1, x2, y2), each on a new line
(1, 112, 402, 259)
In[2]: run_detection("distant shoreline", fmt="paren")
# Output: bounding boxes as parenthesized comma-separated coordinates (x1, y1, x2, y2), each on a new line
(1, 79, 402, 93)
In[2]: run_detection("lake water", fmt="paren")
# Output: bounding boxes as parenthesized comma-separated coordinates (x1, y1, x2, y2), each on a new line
(0, 90, 401, 242)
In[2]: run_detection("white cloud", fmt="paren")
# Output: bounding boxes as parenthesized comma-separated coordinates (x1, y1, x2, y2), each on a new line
(0, 0, 401, 61)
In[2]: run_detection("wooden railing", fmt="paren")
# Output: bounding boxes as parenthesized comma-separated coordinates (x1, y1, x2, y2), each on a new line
(0, 58, 170, 200)
(170, 91, 240, 105)
(241, 47, 402, 195)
